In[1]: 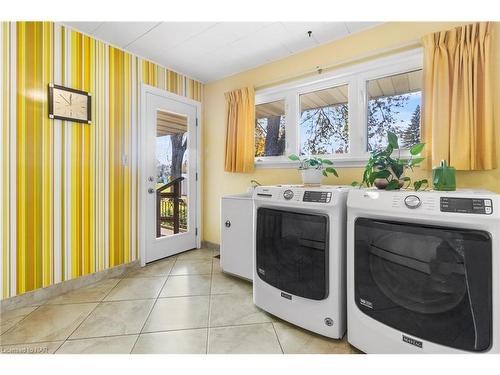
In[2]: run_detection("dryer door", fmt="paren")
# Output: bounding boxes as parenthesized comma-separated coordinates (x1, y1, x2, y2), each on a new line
(256, 207, 329, 300)
(354, 218, 492, 352)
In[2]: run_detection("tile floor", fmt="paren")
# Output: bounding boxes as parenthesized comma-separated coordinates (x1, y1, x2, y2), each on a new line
(0, 248, 361, 354)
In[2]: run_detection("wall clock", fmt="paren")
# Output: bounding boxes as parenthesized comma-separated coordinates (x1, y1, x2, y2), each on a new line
(48, 83, 91, 124)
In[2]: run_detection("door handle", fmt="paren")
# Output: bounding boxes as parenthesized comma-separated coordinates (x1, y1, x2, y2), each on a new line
(148, 188, 155, 194)
(225, 220, 231, 228)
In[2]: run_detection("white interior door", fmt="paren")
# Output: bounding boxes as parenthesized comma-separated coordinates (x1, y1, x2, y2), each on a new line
(141, 86, 200, 264)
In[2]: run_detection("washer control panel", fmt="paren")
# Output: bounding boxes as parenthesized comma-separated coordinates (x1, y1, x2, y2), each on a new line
(440, 197, 493, 215)
(404, 195, 421, 209)
(303, 191, 332, 203)
(283, 189, 294, 200)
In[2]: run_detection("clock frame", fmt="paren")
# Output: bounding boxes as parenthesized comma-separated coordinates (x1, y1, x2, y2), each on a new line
(48, 83, 92, 124)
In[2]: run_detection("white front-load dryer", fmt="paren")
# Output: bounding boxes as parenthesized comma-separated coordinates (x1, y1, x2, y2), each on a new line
(347, 189, 500, 353)
(253, 185, 350, 339)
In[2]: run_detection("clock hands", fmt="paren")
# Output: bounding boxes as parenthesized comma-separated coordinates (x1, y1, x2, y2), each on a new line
(59, 93, 71, 105)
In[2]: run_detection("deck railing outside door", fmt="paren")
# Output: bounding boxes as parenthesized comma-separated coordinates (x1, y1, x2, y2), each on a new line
(156, 177, 185, 237)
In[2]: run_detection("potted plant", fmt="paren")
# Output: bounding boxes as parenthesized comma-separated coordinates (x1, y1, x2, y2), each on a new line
(352, 131, 428, 191)
(288, 154, 339, 186)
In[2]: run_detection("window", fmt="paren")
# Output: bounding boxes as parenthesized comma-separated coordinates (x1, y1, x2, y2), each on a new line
(299, 85, 349, 155)
(254, 49, 423, 168)
(255, 99, 286, 157)
(367, 70, 422, 151)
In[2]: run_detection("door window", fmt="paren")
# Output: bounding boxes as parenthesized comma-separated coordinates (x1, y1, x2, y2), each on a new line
(256, 208, 329, 300)
(354, 218, 492, 352)
(155, 110, 189, 238)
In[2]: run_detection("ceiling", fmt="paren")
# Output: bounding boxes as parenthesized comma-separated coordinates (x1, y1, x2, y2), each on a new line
(63, 22, 380, 82)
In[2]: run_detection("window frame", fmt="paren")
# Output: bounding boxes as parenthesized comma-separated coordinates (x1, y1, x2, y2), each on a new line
(254, 49, 423, 169)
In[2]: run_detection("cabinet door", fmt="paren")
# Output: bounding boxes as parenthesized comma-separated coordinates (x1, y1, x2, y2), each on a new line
(220, 198, 253, 280)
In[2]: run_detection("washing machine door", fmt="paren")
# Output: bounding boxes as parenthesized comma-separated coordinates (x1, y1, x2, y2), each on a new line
(256, 207, 329, 300)
(354, 218, 492, 352)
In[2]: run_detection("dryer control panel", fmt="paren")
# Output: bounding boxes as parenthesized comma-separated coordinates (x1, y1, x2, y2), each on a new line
(440, 197, 493, 215)
(303, 191, 332, 203)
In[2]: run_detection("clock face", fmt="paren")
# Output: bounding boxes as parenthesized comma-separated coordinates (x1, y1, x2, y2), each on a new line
(50, 85, 90, 123)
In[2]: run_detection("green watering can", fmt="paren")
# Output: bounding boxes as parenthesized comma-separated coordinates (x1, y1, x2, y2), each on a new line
(432, 160, 456, 191)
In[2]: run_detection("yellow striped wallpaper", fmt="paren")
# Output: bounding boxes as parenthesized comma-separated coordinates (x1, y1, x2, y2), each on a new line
(0, 21, 203, 299)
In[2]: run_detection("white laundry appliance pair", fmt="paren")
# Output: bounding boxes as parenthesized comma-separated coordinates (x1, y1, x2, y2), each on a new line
(251, 185, 500, 354)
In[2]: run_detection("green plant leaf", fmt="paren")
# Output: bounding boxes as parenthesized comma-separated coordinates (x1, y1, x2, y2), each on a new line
(371, 170, 391, 180)
(288, 154, 300, 161)
(351, 181, 359, 186)
(322, 170, 328, 177)
(410, 157, 425, 166)
(409, 143, 425, 156)
(362, 169, 369, 186)
(321, 159, 333, 165)
(385, 144, 394, 156)
(325, 167, 339, 177)
(401, 176, 411, 189)
(385, 179, 401, 190)
(387, 131, 399, 149)
(391, 163, 404, 179)
(414, 179, 428, 191)
(309, 159, 319, 166)
(368, 171, 377, 185)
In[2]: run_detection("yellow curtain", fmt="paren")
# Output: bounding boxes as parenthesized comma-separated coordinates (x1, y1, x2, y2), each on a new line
(421, 22, 496, 170)
(224, 87, 255, 173)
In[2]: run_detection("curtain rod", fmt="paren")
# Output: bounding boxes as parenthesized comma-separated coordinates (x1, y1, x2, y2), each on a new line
(254, 39, 422, 91)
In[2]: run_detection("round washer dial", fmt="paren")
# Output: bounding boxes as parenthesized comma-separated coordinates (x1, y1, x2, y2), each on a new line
(404, 195, 421, 209)
(283, 189, 294, 200)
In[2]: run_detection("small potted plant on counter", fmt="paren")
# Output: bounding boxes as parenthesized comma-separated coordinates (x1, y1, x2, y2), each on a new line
(352, 131, 428, 191)
(288, 154, 339, 186)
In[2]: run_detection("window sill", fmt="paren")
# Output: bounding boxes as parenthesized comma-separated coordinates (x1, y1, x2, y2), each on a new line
(254, 156, 369, 169)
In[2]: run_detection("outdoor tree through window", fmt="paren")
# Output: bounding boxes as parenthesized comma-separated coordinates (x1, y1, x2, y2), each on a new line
(255, 99, 286, 157)
(367, 69, 422, 151)
(254, 51, 423, 165)
(300, 85, 349, 155)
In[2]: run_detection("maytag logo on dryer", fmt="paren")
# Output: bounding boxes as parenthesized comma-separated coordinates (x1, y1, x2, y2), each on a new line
(281, 292, 292, 300)
(402, 334, 423, 348)
(359, 298, 373, 309)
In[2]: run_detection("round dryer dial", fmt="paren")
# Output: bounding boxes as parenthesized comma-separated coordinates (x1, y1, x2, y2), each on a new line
(404, 195, 421, 209)
(283, 189, 294, 200)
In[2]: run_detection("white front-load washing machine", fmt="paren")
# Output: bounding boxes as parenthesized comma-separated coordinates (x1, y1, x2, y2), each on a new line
(253, 185, 350, 339)
(347, 189, 500, 353)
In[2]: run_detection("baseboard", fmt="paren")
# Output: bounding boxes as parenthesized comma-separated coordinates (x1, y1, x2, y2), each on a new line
(201, 240, 220, 251)
(0, 260, 140, 313)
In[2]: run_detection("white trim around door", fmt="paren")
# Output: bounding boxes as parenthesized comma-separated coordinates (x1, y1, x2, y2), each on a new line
(139, 84, 202, 266)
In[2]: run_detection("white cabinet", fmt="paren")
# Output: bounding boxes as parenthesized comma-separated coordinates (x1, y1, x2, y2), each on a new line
(220, 194, 253, 280)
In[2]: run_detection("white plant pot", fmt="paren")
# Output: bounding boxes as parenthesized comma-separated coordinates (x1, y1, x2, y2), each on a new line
(300, 168, 323, 186)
